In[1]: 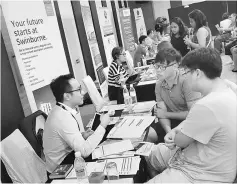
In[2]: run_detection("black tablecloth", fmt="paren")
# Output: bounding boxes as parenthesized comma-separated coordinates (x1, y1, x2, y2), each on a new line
(117, 82, 156, 104)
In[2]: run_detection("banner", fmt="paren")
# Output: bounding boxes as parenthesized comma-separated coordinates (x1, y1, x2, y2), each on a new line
(1, 0, 69, 91)
(98, 7, 116, 66)
(1, 0, 70, 112)
(119, 8, 136, 53)
(133, 8, 147, 39)
(81, 4, 107, 97)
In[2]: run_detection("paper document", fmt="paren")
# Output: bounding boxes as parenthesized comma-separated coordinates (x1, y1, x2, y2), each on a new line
(132, 101, 156, 113)
(137, 80, 157, 86)
(98, 151, 135, 160)
(104, 156, 141, 176)
(66, 160, 106, 179)
(92, 140, 134, 159)
(100, 104, 126, 112)
(135, 142, 154, 157)
(107, 116, 155, 139)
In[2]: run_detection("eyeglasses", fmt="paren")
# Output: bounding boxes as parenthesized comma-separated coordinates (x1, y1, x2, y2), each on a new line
(154, 62, 178, 70)
(66, 86, 82, 94)
(120, 53, 126, 56)
(181, 69, 194, 75)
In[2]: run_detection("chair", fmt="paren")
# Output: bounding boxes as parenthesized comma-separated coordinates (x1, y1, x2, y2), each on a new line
(18, 110, 47, 160)
(0, 129, 47, 183)
(103, 66, 109, 82)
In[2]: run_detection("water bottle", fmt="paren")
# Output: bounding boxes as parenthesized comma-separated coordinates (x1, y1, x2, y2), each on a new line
(74, 152, 88, 183)
(123, 85, 132, 106)
(130, 84, 137, 104)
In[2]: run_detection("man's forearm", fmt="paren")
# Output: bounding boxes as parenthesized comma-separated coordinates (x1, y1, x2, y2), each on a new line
(165, 111, 188, 120)
(159, 118, 172, 133)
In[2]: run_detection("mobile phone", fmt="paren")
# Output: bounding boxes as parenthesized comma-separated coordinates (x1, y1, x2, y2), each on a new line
(91, 113, 101, 131)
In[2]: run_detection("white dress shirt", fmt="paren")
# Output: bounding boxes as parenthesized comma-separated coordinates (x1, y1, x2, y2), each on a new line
(43, 103, 105, 172)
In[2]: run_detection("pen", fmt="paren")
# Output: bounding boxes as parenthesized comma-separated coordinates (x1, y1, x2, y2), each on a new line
(129, 119, 135, 126)
(136, 119, 144, 126)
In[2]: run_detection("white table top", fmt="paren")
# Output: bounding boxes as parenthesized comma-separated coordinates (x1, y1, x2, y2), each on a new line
(52, 177, 133, 183)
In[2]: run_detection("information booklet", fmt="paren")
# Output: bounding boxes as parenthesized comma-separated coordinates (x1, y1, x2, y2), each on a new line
(49, 164, 73, 179)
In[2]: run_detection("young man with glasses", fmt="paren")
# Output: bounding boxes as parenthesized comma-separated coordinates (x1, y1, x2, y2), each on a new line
(147, 47, 201, 143)
(43, 74, 110, 173)
(145, 48, 237, 183)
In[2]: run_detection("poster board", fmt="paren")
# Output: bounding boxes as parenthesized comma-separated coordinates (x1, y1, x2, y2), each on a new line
(98, 7, 117, 67)
(119, 8, 136, 53)
(133, 8, 147, 39)
(81, 2, 107, 98)
(1, 0, 70, 112)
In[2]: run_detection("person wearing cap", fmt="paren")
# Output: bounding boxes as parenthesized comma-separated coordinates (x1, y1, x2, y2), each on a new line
(43, 74, 111, 173)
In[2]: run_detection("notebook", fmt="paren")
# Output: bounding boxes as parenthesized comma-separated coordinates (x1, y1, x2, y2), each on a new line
(49, 164, 73, 179)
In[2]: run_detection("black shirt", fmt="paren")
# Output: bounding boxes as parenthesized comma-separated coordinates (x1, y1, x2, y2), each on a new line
(171, 35, 189, 57)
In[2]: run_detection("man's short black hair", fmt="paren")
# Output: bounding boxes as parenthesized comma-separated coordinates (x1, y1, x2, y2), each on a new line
(181, 48, 222, 79)
(222, 12, 229, 20)
(50, 74, 74, 102)
(155, 47, 181, 65)
(139, 35, 147, 44)
(112, 47, 123, 60)
(147, 29, 153, 36)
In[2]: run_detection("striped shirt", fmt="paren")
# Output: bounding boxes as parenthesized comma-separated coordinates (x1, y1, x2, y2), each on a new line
(108, 61, 128, 87)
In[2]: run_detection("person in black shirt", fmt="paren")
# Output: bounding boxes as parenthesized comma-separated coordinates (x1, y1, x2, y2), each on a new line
(170, 17, 189, 57)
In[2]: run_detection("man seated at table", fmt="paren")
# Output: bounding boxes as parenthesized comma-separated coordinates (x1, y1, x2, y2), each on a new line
(147, 47, 201, 143)
(145, 48, 237, 183)
(133, 35, 148, 67)
(43, 74, 110, 173)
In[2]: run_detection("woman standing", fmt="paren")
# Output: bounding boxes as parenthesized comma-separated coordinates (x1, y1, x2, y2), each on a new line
(184, 9, 212, 49)
(170, 17, 189, 56)
(108, 47, 129, 101)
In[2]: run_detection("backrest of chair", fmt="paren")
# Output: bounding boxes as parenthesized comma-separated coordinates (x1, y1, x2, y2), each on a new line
(103, 67, 109, 82)
(82, 75, 105, 112)
(0, 129, 47, 183)
(18, 110, 47, 158)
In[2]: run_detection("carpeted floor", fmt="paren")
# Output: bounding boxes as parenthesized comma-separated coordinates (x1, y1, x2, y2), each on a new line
(79, 54, 237, 129)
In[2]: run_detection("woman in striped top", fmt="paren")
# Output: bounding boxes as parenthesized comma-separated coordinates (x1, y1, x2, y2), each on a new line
(108, 47, 129, 101)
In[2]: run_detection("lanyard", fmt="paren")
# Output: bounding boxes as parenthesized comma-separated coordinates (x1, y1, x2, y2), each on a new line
(56, 102, 80, 131)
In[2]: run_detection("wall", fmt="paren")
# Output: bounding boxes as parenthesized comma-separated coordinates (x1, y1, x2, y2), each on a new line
(152, 0, 171, 22)
(127, 1, 155, 43)
(1, 35, 25, 183)
(57, 0, 87, 86)
(168, 1, 237, 36)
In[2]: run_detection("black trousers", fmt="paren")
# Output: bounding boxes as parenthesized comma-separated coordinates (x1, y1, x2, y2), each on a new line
(151, 119, 182, 143)
(108, 85, 124, 103)
(225, 39, 237, 55)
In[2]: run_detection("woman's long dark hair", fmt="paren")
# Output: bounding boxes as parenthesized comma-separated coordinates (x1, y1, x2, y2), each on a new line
(188, 9, 207, 32)
(170, 17, 188, 38)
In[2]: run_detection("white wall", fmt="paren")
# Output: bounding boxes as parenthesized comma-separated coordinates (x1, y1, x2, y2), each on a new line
(152, 0, 171, 22)
(57, 0, 87, 85)
(182, 0, 206, 6)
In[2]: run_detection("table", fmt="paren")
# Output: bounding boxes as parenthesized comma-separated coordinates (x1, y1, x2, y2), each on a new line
(51, 178, 133, 183)
(52, 104, 154, 183)
(117, 67, 158, 104)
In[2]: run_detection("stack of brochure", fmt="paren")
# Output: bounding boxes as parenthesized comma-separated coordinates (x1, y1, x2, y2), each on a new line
(92, 140, 134, 160)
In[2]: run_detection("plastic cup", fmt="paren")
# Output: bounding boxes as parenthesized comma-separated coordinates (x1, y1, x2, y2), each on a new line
(106, 162, 119, 182)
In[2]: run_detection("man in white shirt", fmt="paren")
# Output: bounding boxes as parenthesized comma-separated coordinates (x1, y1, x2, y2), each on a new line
(43, 74, 110, 173)
(145, 48, 237, 183)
